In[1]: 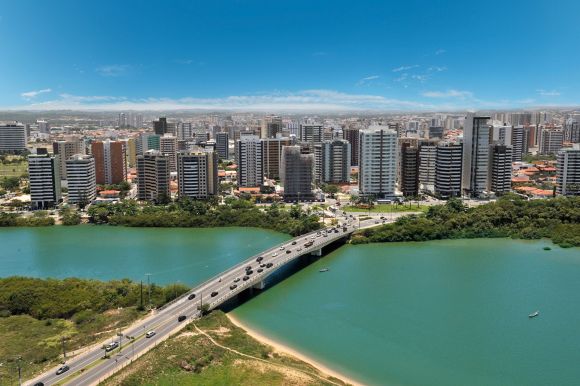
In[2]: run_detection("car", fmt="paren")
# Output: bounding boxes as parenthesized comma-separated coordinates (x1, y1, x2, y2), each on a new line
(286, 249, 291, 254)
(105, 342, 119, 352)
(211, 291, 218, 297)
(266, 263, 273, 268)
(243, 276, 249, 281)
(257, 268, 263, 273)
(291, 241, 297, 245)
(188, 293, 196, 300)
(146, 331, 156, 338)
(375, 221, 379, 224)
(56, 365, 70, 375)
(272, 253, 278, 257)
(311, 236, 315, 240)
(33, 383, 44, 386)
(260, 263, 266, 267)
(234, 277, 240, 283)
(230, 284, 237, 290)
(297, 248, 302, 252)
(247, 270, 254, 275)
(279, 246, 285, 250)
(178, 315, 187, 322)
(323, 234, 328, 237)
(246, 265, 252, 270)
(256, 256, 263, 262)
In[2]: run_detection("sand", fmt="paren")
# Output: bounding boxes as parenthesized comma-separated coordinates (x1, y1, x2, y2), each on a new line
(227, 313, 365, 386)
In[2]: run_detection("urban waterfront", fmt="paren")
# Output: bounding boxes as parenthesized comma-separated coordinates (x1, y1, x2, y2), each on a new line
(0, 226, 289, 284)
(232, 239, 580, 386)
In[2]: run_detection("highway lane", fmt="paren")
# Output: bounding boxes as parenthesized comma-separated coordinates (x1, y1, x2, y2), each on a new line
(27, 215, 382, 386)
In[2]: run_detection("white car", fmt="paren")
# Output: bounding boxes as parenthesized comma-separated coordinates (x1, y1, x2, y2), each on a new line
(279, 246, 285, 250)
(146, 331, 156, 338)
(272, 252, 278, 257)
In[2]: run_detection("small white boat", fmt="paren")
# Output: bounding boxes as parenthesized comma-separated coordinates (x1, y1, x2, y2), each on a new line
(319, 268, 329, 272)
(529, 311, 539, 318)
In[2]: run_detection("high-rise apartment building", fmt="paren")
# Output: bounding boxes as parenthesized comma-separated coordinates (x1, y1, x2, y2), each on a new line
(0, 122, 27, 154)
(215, 132, 229, 160)
(153, 117, 168, 135)
(28, 154, 62, 209)
(418, 140, 438, 193)
(91, 140, 127, 185)
(66, 154, 96, 205)
(489, 144, 513, 195)
(125, 138, 137, 168)
(358, 126, 397, 199)
(511, 126, 528, 162)
(428, 126, 444, 140)
(177, 149, 218, 199)
(261, 116, 283, 139)
(462, 113, 491, 197)
(37, 120, 50, 134)
(136, 133, 160, 155)
(261, 137, 292, 180)
(556, 144, 580, 196)
(136, 150, 170, 202)
(435, 142, 463, 199)
(299, 124, 324, 144)
(177, 122, 194, 140)
(53, 139, 84, 180)
(318, 139, 351, 184)
(539, 127, 564, 155)
(343, 127, 360, 166)
(235, 135, 263, 187)
(281, 145, 314, 202)
(160, 135, 178, 172)
(400, 142, 419, 197)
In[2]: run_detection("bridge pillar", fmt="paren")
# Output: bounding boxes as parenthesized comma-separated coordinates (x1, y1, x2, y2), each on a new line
(311, 248, 322, 256)
(252, 280, 266, 290)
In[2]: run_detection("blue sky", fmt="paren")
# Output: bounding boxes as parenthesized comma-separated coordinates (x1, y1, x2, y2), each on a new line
(1, 0, 579, 111)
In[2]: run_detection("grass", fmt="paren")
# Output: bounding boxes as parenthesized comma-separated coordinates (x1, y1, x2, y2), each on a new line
(0, 161, 27, 178)
(342, 203, 429, 213)
(101, 311, 347, 386)
(0, 308, 143, 385)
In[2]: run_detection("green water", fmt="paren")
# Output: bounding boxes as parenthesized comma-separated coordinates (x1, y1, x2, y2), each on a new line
(232, 239, 580, 386)
(0, 226, 289, 285)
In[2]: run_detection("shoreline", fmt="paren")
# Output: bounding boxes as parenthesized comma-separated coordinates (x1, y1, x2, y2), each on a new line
(227, 313, 365, 386)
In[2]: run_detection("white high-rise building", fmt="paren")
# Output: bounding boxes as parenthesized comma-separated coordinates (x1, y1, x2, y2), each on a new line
(556, 144, 580, 196)
(28, 154, 62, 209)
(358, 126, 397, 199)
(53, 139, 84, 180)
(66, 154, 96, 205)
(177, 149, 218, 199)
(235, 135, 263, 187)
(317, 139, 351, 184)
(37, 120, 50, 134)
(418, 140, 437, 193)
(0, 122, 27, 153)
(462, 113, 491, 197)
(299, 124, 324, 144)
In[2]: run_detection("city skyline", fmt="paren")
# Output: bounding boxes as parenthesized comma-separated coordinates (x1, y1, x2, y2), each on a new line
(2, 0, 580, 112)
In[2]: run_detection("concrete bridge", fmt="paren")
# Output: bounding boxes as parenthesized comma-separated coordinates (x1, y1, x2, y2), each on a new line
(28, 215, 383, 386)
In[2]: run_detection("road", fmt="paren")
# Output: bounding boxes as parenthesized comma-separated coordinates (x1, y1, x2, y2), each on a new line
(26, 215, 388, 386)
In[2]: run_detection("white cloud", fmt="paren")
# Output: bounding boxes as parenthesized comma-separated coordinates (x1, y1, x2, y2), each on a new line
(20, 88, 52, 99)
(427, 66, 447, 72)
(96, 64, 131, 77)
(411, 74, 429, 82)
(392, 65, 419, 72)
(394, 73, 409, 82)
(356, 75, 380, 86)
(537, 89, 561, 96)
(422, 89, 473, 99)
(435, 49, 446, 55)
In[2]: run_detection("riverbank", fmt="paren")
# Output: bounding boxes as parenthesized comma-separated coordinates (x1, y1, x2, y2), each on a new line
(227, 313, 364, 386)
(352, 196, 580, 248)
(102, 310, 350, 386)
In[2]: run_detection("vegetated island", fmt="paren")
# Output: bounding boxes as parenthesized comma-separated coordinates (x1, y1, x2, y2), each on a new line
(352, 195, 580, 248)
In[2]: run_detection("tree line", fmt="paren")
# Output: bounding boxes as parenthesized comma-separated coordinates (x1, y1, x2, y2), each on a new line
(352, 195, 580, 248)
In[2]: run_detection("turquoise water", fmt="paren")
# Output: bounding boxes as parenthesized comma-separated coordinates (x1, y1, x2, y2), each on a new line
(232, 239, 580, 386)
(0, 226, 289, 285)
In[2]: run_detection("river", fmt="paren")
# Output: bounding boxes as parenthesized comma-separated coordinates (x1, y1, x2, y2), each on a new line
(0, 226, 289, 285)
(232, 238, 580, 386)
